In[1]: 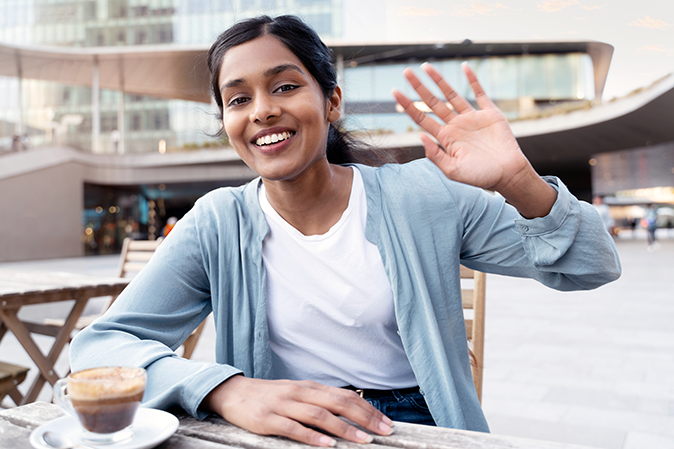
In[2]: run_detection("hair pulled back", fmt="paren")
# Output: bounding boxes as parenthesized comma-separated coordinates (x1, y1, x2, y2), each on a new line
(207, 15, 392, 166)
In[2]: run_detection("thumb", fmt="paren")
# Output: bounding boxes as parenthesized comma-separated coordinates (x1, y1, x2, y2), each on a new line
(421, 134, 451, 175)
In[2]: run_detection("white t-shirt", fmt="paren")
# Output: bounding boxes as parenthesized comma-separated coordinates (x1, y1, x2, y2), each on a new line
(259, 168, 417, 389)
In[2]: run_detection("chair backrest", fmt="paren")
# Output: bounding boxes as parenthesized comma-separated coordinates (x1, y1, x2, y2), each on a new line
(117, 237, 163, 278)
(112, 237, 206, 360)
(93, 238, 163, 314)
(460, 265, 487, 403)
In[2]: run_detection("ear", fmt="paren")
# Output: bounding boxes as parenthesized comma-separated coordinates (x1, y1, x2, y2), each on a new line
(326, 86, 342, 123)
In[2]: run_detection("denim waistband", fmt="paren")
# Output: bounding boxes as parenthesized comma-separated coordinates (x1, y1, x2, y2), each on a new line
(341, 385, 420, 399)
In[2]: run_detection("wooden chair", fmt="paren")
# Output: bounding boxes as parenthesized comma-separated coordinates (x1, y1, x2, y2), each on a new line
(0, 361, 29, 404)
(460, 265, 487, 403)
(44, 237, 207, 359)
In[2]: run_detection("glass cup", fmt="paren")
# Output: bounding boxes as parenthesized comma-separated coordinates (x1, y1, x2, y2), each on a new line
(54, 366, 146, 444)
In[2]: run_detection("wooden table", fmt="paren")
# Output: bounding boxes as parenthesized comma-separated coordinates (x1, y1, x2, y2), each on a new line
(0, 271, 129, 405)
(0, 402, 600, 449)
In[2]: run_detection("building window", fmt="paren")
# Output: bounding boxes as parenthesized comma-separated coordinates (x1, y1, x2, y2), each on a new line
(305, 13, 332, 35)
(135, 29, 147, 45)
(131, 113, 142, 131)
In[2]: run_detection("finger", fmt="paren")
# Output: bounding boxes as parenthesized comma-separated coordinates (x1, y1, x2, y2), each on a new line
(285, 402, 375, 444)
(296, 384, 393, 435)
(392, 88, 443, 138)
(420, 133, 454, 177)
(265, 414, 337, 447)
(421, 62, 474, 114)
(461, 62, 496, 110)
(402, 67, 456, 123)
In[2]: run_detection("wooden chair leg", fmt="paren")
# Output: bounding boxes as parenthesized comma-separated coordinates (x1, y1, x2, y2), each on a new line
(181, 318, 208, 360)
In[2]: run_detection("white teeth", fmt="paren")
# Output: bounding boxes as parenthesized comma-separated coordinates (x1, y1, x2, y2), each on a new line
(256, 132, 293, 146)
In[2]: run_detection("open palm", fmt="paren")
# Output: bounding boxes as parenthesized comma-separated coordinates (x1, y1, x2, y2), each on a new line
(393, 63, 529, 192)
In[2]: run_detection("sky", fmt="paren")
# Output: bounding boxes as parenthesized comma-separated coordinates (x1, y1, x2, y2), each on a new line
(373, 0, 674, 100)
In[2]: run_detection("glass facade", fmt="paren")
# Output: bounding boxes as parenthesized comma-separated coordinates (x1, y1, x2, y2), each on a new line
(342, 53, 595, 133)
(0, 1, 597, 254)
(0, 0, 596, 152)
(0, 0, 343, 153)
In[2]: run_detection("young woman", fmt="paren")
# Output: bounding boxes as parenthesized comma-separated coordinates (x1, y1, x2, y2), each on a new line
(71, 15, 621, 447)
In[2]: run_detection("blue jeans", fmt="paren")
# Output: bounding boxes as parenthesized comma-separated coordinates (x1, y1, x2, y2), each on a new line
(366, 390, 436, 426)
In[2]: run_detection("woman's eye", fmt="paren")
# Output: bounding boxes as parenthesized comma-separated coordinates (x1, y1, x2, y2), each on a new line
(228, 96, 248, 107)
(276, 84, 298, 93)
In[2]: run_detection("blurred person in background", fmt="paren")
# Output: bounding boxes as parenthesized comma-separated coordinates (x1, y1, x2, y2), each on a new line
(593, 195, 615, 237)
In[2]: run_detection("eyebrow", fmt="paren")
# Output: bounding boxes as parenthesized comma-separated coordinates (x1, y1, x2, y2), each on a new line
(220, 64, 304, 93)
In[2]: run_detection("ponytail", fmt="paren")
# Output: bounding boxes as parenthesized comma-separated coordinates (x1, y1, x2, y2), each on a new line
(326, 122, 396, 167)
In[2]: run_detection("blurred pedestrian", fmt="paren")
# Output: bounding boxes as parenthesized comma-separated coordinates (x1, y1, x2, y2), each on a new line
(643, 204, 659, 251)
(163, 216, 177, 237)
(593, 195, 615, 236)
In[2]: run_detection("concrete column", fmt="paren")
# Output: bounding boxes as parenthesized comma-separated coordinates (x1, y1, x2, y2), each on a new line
(117, 58, 125, 154)
(15, 50, 23, 136)
(92, 56, 100, 153)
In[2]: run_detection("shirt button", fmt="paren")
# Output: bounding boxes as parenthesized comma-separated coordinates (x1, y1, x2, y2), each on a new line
(521, 225, 529, 232)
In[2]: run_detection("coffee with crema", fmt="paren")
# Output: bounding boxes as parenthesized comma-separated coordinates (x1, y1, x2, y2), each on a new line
(68, 366, 146, 434)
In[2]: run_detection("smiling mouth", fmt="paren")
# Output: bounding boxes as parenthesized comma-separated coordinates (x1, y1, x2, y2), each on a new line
(255, 131, 295, 147)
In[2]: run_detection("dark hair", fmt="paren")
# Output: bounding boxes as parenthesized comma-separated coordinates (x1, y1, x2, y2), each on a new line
(206, 15, 393, 166)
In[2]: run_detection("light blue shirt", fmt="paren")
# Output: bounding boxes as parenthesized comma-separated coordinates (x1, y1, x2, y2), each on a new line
(70, 159, 621, 432)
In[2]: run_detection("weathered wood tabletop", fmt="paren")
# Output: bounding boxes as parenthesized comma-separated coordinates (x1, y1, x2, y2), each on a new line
(0, 271, 130, 405)
(0, 402, 600, 449)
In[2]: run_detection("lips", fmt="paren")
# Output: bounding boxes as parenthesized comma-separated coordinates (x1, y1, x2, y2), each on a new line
(255, 131, 295, 147)
(251, 128, 296, 148)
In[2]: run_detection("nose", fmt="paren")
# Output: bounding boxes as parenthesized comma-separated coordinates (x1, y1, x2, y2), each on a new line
(251, 92, 280, 123)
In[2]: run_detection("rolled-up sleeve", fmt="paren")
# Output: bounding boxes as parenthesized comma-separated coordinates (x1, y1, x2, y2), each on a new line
(70, 205, 242, 419)
(446, 171, 621, 291)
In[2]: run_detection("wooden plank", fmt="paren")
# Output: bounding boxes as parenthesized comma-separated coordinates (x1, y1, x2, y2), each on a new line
(372, 420, 600, 449)
(461, 290, 474, 308)
(123, 261, 148, 273)
(0, 403, 603, 449)
(0, 401, 64, 427)
(0, 416, 35, 449)
(0, 362, 29, 401)
(125, 251, 155, 262)
(0, 310, 59, 386)
(460, 265, 474, 278)
(22, 294, 89, 404)
(128, 240, 163, 251)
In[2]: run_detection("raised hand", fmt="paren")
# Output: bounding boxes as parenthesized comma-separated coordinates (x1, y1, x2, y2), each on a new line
(203, 375, 393, 447)
(392, 63, 557, 218)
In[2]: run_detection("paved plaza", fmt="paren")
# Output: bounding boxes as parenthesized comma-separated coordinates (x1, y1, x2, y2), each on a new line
(1, 232, 673, 449)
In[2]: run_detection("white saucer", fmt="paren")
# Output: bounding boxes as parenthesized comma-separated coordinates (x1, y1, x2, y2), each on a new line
(30, 408, 179, 449)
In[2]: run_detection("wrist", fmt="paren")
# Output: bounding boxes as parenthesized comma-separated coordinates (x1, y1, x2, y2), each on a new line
(496, 164, 557, 219)
(202, 374, 244, 415)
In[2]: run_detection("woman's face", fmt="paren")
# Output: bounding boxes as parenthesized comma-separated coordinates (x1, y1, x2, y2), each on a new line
(218, 35, 341, 183)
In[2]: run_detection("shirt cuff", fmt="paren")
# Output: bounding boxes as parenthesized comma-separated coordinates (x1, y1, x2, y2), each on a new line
(181, 363, 243, 419)
(513, 176, 582, 266)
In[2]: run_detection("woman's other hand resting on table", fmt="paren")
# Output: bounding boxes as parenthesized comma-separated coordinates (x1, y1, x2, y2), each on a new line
(392, 62, 558, 219)
(203, 376, 393, 447)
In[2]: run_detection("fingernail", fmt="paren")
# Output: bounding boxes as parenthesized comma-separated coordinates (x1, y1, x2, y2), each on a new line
(461, 61, 469, 68)
(382, 415, 393, 425)
(379, 421, 393, 434)
(319, 435, 336, 447)
(421, 62, 429, 68)
(356, 430, 373, 443)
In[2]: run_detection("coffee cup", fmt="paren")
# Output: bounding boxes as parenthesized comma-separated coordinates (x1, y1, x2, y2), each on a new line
(54, 366, 146, 444)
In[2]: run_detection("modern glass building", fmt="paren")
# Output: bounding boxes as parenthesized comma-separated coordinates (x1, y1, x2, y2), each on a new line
(0, 0, 602, 155)
(0, 0, 622, 260)
(0, 0, 343, 153)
